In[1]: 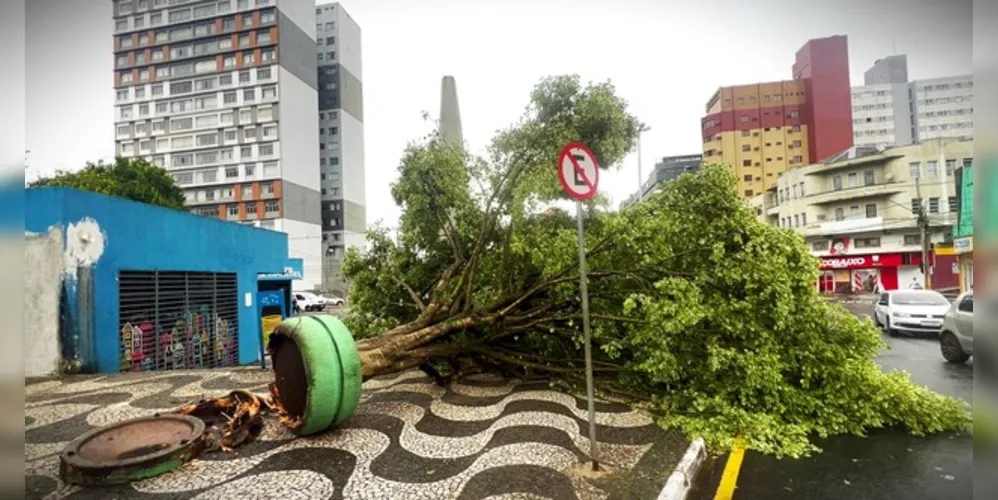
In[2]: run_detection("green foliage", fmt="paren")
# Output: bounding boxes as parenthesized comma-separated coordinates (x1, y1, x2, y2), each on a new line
(344, 74, 971, 458)
(30, 157, 186, 210)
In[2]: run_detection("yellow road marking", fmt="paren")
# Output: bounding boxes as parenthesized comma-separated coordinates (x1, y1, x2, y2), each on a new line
(713, 436, 747, 500)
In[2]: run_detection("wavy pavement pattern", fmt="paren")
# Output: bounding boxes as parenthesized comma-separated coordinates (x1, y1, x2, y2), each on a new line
(25, 368, 662, 500)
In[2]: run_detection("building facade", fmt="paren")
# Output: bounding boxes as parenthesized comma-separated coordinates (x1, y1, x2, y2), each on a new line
(953, 162, 974, 292)
(762, 139, 971, 293)
(26, 187, 302, 374)
(851, 55, 973, 149)
(315, 2, 365, 295)
(701, 36, 853, 199)
(111, 0, 322, 290)
(630, 154, 703, 204)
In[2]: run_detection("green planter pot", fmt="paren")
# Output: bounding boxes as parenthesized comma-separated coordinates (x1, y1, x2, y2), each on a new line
(268, 315, 363, 436)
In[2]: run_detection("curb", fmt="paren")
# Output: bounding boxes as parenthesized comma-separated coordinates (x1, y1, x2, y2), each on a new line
(656, 437, 707, 500)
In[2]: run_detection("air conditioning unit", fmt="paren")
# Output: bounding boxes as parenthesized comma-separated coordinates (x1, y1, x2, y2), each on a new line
(885, 172, 896, 182)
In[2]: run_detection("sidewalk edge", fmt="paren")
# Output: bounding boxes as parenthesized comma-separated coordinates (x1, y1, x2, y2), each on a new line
(656, 437, 707, 500)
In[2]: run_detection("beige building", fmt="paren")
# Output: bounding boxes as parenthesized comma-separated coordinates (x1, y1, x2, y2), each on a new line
(759, 138, 972, 293)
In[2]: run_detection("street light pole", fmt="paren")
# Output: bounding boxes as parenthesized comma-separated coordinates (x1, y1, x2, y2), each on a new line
(636, 124, 650, 195)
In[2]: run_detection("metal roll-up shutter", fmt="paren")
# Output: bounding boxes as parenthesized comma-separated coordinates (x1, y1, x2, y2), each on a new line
(118, 270, 239, 372)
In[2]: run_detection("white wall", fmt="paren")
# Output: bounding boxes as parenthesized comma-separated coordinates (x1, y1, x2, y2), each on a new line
(277, 0, 316, 41)
(277, 218, 322, 291)
(334, 7, 363, 81)
(343, 230, 366, 251)
(898, 266, 924, 288)
(277, 67, 320, 192)
(340, 111, 365, 207)
(25, 227, 63, 377)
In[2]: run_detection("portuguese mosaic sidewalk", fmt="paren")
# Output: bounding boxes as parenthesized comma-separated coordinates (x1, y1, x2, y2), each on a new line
(25, 367, 688, 499)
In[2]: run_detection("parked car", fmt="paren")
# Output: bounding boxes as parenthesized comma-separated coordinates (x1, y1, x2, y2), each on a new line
(324, 295, 345, 306)
(940, 291, 974, 363)
(294, 292, 324, 312)
(873, 289, 952, 337)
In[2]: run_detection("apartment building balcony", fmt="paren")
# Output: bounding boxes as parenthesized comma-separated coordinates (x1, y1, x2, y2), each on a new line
(806, 182, 907, 206)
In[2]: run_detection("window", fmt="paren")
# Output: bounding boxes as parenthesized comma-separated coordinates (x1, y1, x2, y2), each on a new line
(121, 71, 134, 83)
(172, 153, 194, 167)
(116, 19, 128, 32)
(964, 158, 973, 169)
(928, 197, 940, 214)
(958, 295, 974, 313)
(909, 162, 921, 179)
(239, 109, 252, 122)
(945, 159, 957, 176)
(259, 144, 274, 156)
(244, 164, 255, 177)
(116, 89, 129, 101)
(927, 160, 938, 178)
(742, 160, 751, 167)
(260, 49, 275, 62)
(258, 107, 273, 121)
(793, 215, 799, 228)
(743, 174, 753, 182)
(741, 144, 751, 152)
(225, 130, 237, 141)
(792, 185, 799, 198)
(832, 175, 842, 191)
(244, 127, 256, 140)
(326, 51, 335, 60)
(811, 241, 827, 251)
(224, 56, 236, 68)
(262, 85, 277, 99)
(261, 10, 275, 23)
(223, 91, 237, 104)
(220, 112, 234, 125)
(225, 203, 239, 218)
(244, 89, 255, 101)
(801, 213, 807, 226)
(330, 156, 339, 166)
(835, 208, 845, 221)
(904, 234, 921, 246)
(855, 237, 881, 248)
(262, 125, 277, 138)
(739, 115, 749, 123)
(949, 196, 958, 212)
(239, 34, 250, 47)
(246, 202, 257, 217)
(911, 198, 922, 214)
(220, 74, 233, 86)
(243, 52, 255, 65)
(264, 200, 280, 213)
(242, 185, 253, 199)
(262, 181, 274, 194)
(863, 169, 875, 186)
(257, 67, 271, 80)
(239, 71, 251, 83)
(174, 172, 193, 185)
(258, 30, 272, 43)
(847, 173, 857, 188)
(151, 83, 163, 96)
(866, 204, 877, 218)
(744, 189, 753, 197)
(240, 146, 252, 158)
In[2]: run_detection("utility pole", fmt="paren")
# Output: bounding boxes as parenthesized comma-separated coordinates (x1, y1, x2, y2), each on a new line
(636, 124, 650, 196)
(915, 176, 931, 288)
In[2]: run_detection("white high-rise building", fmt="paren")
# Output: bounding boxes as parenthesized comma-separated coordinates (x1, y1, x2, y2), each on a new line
(111, 0, 322, 290)
(315, 2, 365, 295)
(850, 55, 973, 149)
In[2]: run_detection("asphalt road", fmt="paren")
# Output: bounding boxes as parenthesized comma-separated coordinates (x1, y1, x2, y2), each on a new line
(693, 299, 973, 500)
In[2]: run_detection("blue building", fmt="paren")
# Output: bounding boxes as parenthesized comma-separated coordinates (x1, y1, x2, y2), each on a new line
(26, 187, 301, 374)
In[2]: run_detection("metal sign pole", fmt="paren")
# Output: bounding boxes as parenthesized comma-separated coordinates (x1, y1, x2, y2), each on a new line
(576, 199, 600, 470)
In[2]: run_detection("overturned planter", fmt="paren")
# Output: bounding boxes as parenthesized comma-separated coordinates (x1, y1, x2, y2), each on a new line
(268, 315, 364, 436)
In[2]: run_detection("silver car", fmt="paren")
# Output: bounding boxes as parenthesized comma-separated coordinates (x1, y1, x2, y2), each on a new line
(940, 291, 974, 363)
(873, 290, 951, 337)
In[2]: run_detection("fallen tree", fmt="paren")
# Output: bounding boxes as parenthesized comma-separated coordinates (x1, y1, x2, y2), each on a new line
(331, 75, 970, 457)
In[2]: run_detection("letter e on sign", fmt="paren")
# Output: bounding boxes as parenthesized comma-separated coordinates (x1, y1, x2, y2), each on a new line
(558, 142, 600, 201)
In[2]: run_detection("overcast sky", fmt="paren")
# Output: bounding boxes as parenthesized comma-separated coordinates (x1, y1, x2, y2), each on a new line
(20, 0, 972, 229)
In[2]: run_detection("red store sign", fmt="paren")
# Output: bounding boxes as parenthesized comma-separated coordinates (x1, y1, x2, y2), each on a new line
(820, 253, 904, 270)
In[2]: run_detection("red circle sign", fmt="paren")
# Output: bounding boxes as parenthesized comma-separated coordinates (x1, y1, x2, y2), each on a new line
(557, 142, 600, 201)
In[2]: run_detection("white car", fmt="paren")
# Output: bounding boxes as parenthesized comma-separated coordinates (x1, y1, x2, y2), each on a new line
(324, 295, 345, 306)
(294, 292, 324, 312)
(873, 289, 952, 337)
(940, 291, 974, 363)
